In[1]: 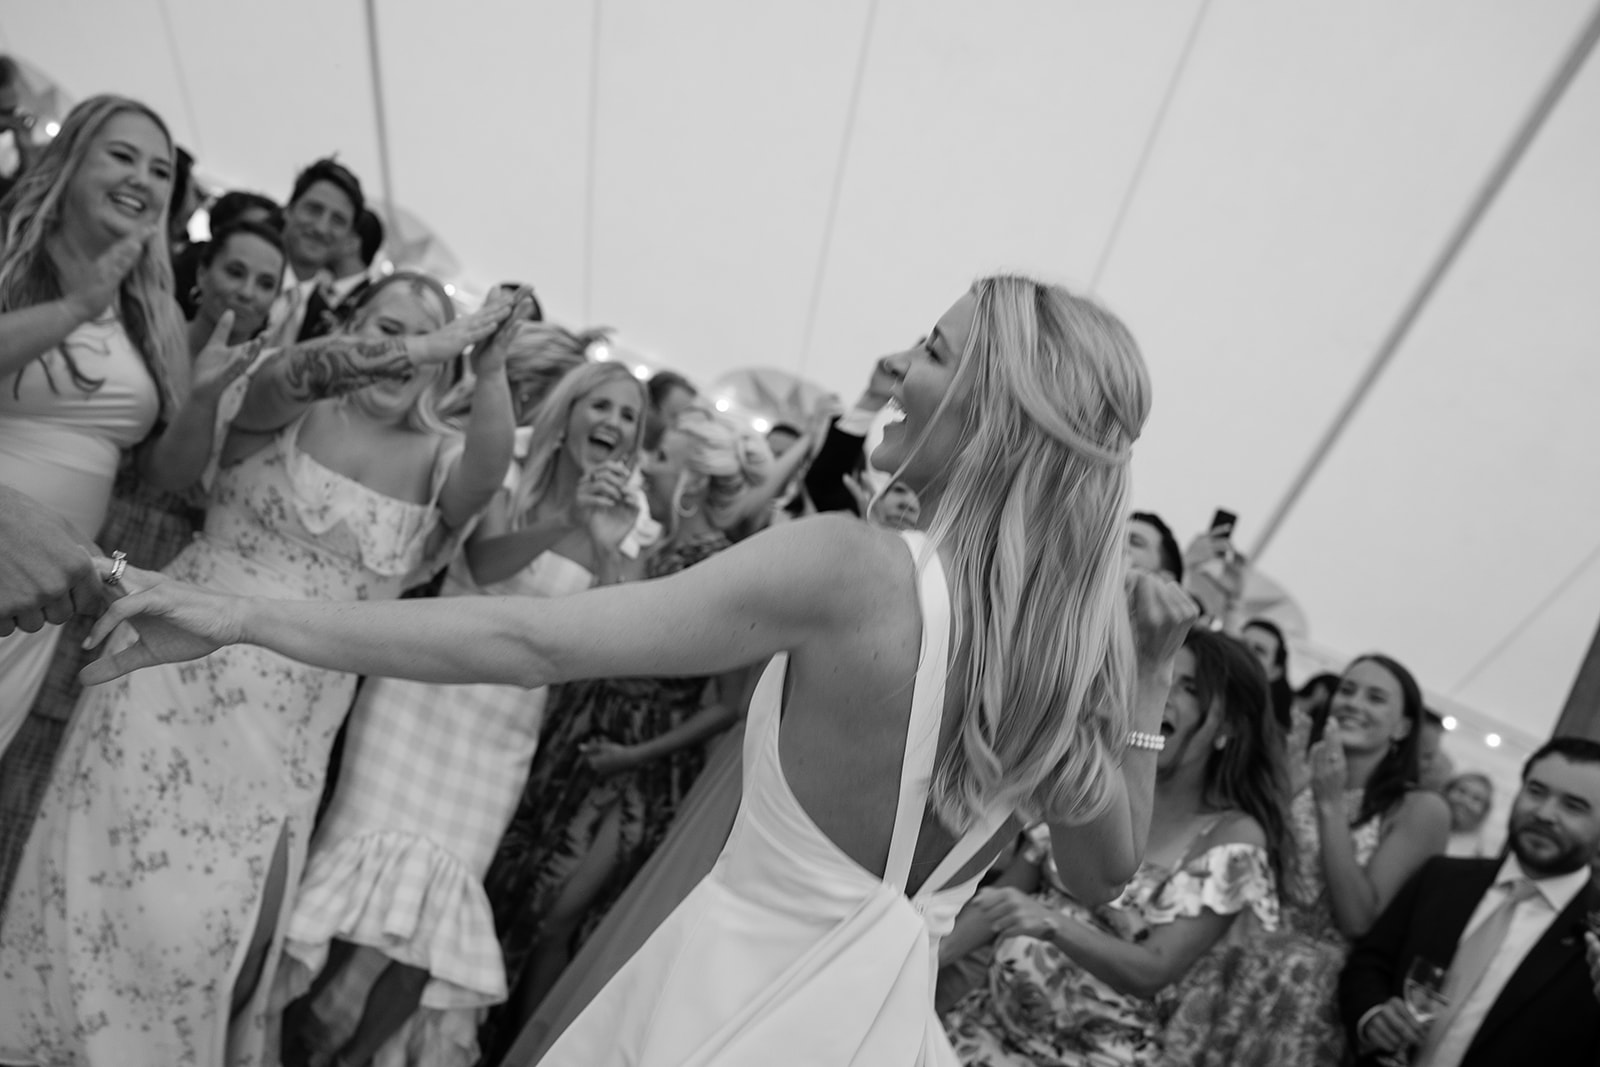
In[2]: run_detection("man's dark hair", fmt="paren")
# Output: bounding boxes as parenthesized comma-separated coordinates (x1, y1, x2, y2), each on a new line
(354, 208, 385, 267)
(211, 190, 282, 233)
(1130, 510, 1184, 583)
(289, 157, 364, 217)
(648, 370, 696, 410)
(1522, 735, 1600, 780)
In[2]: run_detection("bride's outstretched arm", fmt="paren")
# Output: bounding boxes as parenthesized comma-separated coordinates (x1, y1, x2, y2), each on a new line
(81, 515, 883, 689)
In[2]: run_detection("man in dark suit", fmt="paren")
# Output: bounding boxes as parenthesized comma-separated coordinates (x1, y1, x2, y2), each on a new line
(1340, 735, 1600, 1067)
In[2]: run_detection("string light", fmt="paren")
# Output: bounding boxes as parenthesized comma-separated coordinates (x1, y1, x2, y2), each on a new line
(1485, 733, 1502, 748)
(1442, 715, 1458, 731)
(714, 398, 731, 412)
(590, 343, 611, 361)
(44, 121, 61, 138)
(632, 365, 651, 381)
(443, 284, 456, 297)
(751, 417, 771, 433)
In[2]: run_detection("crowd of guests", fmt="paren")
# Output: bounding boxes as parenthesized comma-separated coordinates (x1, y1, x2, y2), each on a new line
(0, 84, 1596, 1067)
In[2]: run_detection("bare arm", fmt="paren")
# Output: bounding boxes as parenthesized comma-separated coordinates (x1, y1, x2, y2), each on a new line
(230, 304, 507, 436)
(939, 839, 1042, 965)
(724, 431, 815, 525)
(141, 314, 260, 493)
(0, 232, 147, 380)
(1319, 789, 1449, 939)
(435, 364, 514, 530)
(229, 334, 417, 434)
(1044, 665, 1173, 905)
(83, 515, 887, 690)
(464, 494, 581, 587)
(0, 299, 94, 381)
(631, 668, 751, 763)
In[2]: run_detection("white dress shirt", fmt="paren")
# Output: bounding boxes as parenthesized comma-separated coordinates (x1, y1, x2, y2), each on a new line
(1424, 854, 1590, 1067)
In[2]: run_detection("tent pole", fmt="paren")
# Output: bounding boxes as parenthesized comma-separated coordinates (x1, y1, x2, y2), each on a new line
(362, 0, 403, 263)
(1249, 2, 1600, 565)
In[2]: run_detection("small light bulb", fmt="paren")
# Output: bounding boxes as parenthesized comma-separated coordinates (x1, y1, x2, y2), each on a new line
(751, 417, 771, 433)
(1485, 733, 1502, 748)
(1441, 715, 1457, 731)
(45, 121, 61, 137)
(714, 398, 731, 412)
(632, 365, 651, 381)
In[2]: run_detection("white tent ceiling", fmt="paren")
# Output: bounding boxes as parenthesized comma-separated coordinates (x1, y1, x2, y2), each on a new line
(5, 1, 1598, 759)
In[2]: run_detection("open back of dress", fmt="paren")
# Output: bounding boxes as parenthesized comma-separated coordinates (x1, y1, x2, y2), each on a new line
(542, 530, 1011, 1066)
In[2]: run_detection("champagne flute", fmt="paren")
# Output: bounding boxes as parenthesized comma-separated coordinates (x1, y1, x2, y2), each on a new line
(1377, 958, 1448, 1067)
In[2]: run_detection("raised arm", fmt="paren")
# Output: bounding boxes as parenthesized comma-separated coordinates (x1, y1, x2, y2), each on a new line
(1316, 779, 1449, 939)
(229, 304, 507, 436)
(1043, 574, 1197, 904)
(432, 294, 530, 529)
(140, 312, 262, 493)
(724, 430, 816, 526)
(82, 514, 880, 690)
(0, 231, 148, 380)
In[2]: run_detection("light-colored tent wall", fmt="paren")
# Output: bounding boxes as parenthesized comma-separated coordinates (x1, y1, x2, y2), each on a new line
(5, 1, 1598, 756)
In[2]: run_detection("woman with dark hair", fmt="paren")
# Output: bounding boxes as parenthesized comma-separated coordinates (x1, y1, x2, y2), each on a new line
(1240, 618, 1292, 730)
(1157, 654, 1449, 1067)
(940, 629, 1288, 1066)
(0, 271, 512, 1064)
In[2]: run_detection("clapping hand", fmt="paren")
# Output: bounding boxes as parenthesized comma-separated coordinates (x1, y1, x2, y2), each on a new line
(77, 562, 244, 685)
(575, 461, 639, 551)
(470, 288, 536, 376)
(64, 228, 152, 322)
(1308, 725, 1349, 808)
(411, 301, 513, 365)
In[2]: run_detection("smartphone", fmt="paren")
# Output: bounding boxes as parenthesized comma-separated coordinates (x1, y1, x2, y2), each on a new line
(1209, 508, 1238, 540)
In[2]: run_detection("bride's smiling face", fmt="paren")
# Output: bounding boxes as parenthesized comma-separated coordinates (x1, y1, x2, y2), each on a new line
(870, 292, 980, 491)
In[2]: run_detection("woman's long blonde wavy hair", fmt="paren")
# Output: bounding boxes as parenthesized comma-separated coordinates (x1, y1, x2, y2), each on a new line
(508, 360, 647, 524)
(903, 275, 1151, 832)
(0, 95, 189, 416)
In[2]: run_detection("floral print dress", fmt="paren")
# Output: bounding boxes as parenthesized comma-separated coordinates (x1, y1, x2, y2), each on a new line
(944, 828, 1279, 1067)
(0, 414, 457, 1067)
(1153, 789, 1382, 1067)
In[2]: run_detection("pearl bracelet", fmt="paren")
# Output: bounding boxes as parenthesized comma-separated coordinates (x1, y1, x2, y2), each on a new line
(1126, 730, 1166, 752)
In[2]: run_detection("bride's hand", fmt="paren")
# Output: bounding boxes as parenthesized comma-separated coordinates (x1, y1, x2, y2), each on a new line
(78, 562, 246, 685)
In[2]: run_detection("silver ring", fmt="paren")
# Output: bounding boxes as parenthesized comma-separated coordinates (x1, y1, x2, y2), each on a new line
(107, 550, 128, 587)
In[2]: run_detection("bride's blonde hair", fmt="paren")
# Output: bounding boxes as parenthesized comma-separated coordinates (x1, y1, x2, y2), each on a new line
(907, 275, 1151, 831)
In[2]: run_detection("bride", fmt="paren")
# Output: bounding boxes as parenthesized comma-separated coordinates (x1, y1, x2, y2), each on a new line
(81, 274, 1196, 1066)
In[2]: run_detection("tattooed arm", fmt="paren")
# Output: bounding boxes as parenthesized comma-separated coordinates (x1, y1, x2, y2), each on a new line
(229, 304, 508, 436)
(228, 335, 419, 435)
